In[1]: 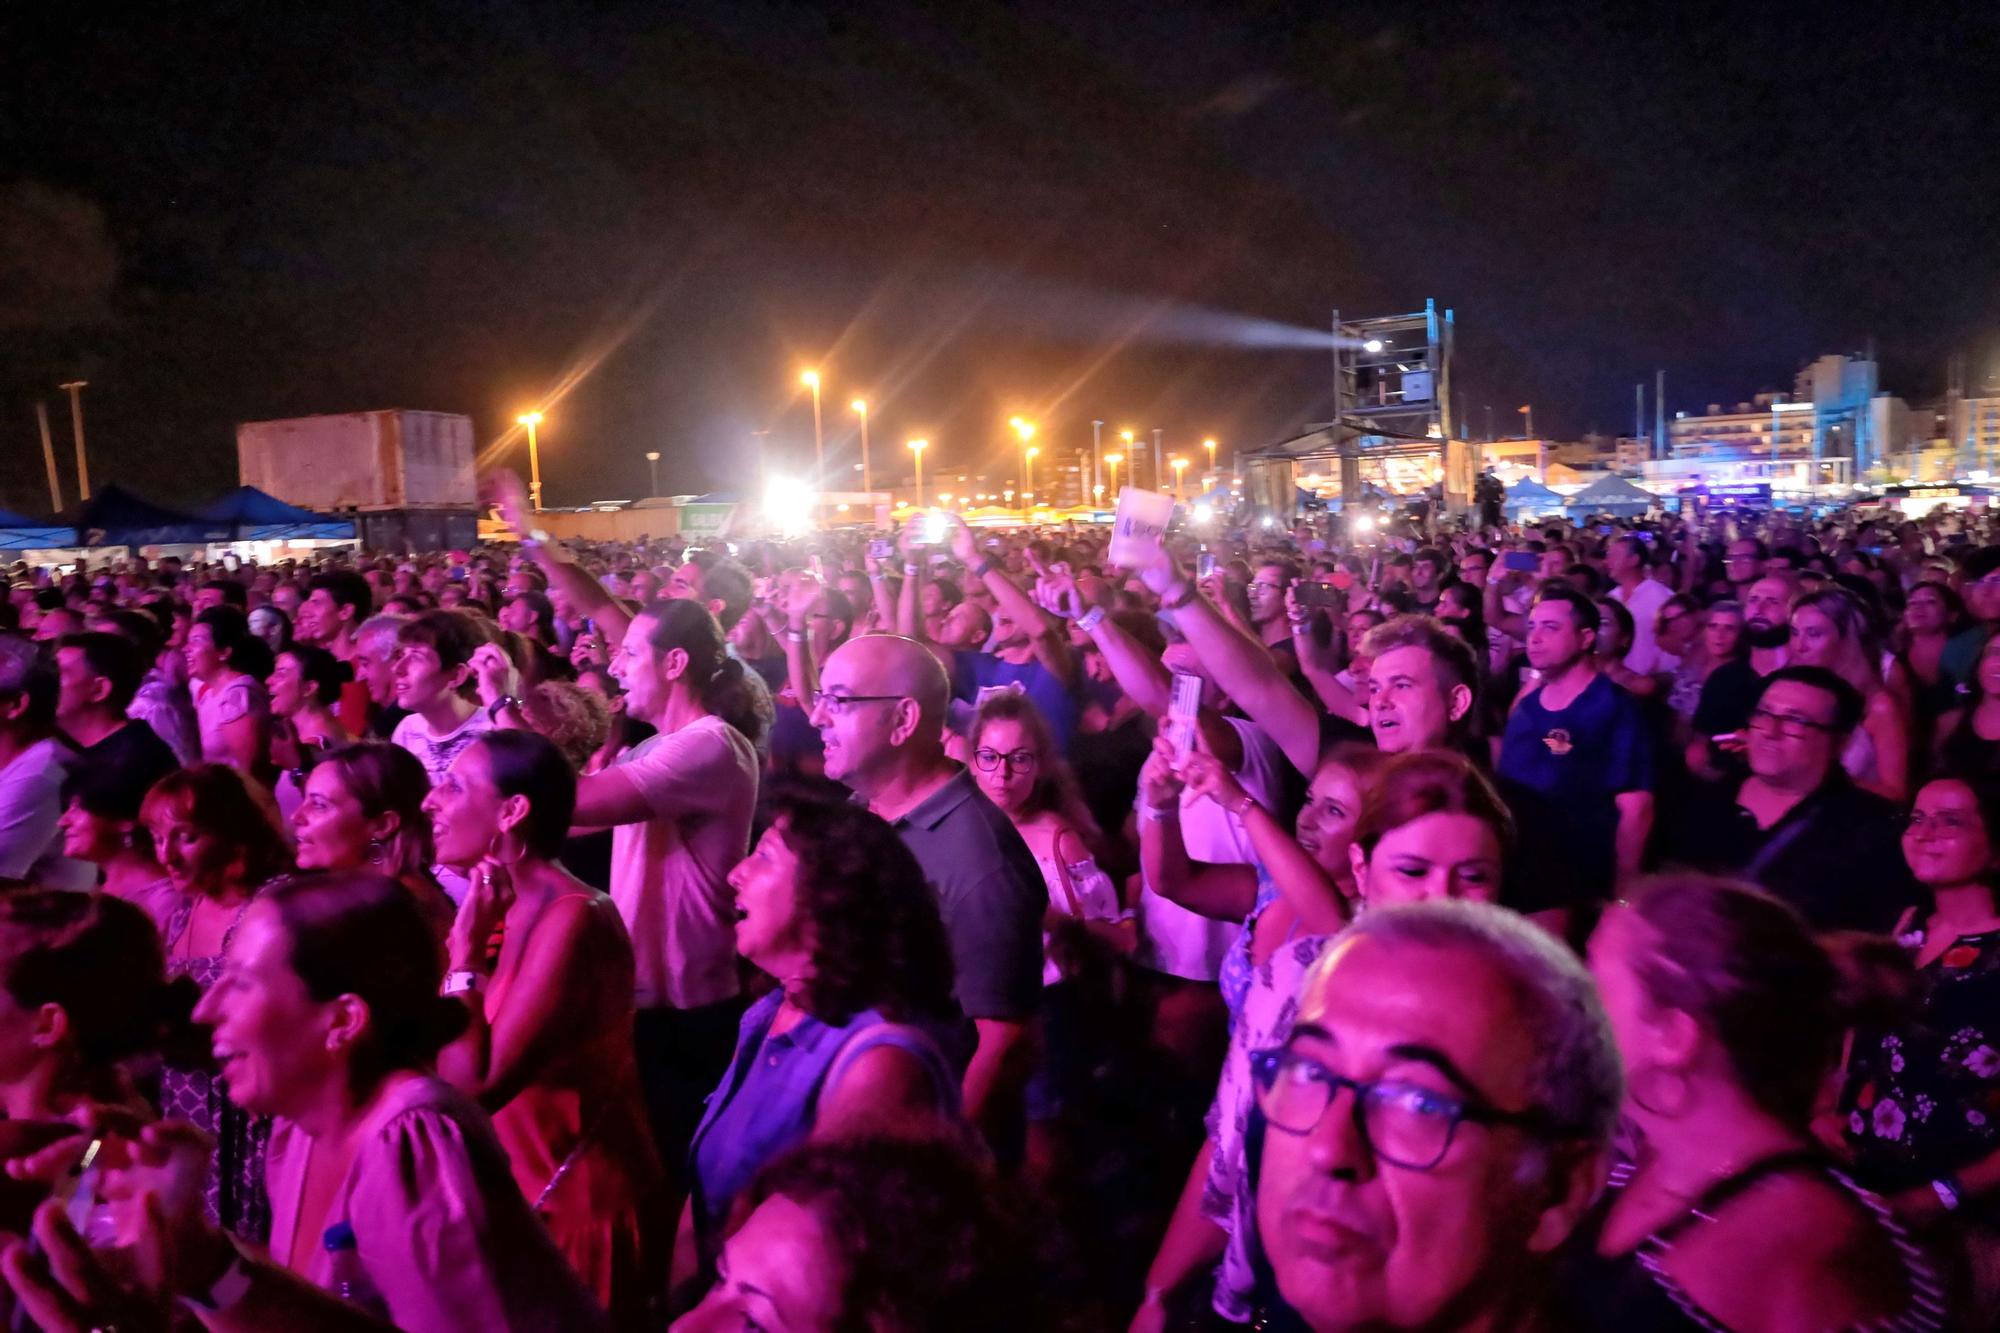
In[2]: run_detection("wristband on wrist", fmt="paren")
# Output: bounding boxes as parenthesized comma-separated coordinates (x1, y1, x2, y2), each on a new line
(1230, 792, 1258, 819)
(486, 695, 521, 724)
(1076, 605, 1107, 634)
(784, 628, 809, 643)
(442, 969, 486, 998)
(1162, 580, 1198, 610)
(1138, 802, 1179, 823)
(903, 562, 921, 578)
(180, 1243, 255, 1314)
(971, 557, 995, 579)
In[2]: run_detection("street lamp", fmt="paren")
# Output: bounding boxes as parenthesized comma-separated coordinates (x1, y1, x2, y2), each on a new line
(851, 399, 871, 494)
(1105, 451, 1123, 497)
(645, 450, 660, 496)
(908, 438, 928, 507)
(516, 412, 545, 511)
(1203, 437, 1218, 481)
(1119, 429, 1136, 489)
(801, 370, 823, 485)
(1024, 446, 1040, 501)
(1171, 455, 1189, 501)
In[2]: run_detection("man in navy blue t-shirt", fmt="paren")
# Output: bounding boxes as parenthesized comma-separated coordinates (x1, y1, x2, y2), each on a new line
(1498, 585, 1656, 921)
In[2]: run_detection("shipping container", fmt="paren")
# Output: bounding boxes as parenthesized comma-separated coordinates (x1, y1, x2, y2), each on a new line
(236, 410, 476, 511)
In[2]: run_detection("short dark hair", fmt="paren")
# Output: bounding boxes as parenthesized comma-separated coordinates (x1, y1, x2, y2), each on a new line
(199, 578, 248, 610)
(1755, 665, 1864, 736)
(1965, 545, 2000, 584)
(308, 571, 374, 622)
(1532, 583, 1601, 635)
(58, 631, 146, 712)
(701, 559, 755, 630)
(194, 606, 274, 681)
(504, 589, 557, 641)
(278, 643, 350, 708)
(1413, 546, 1448, 574)
(396, 609, 487, 671)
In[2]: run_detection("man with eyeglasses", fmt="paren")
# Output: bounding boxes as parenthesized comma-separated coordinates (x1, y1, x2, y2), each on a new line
(810, 633, 1046, 1151)
(1251, 899, 1621, 1333)
(1677, 665, 1914, 930)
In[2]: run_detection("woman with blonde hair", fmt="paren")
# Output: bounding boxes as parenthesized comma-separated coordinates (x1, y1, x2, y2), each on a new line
(1789, 586, 1911, 802)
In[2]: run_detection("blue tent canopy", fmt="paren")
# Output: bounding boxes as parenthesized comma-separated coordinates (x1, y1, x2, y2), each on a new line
(0, 507, 75, 550)
(197, 486, 356, 541)
(1501, 477, 1563, 513)
(1562, 474, 1656, 517)
(55, 484, 234, 547)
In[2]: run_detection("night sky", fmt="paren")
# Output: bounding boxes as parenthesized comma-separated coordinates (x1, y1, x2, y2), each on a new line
(3, 1, 1995, 513)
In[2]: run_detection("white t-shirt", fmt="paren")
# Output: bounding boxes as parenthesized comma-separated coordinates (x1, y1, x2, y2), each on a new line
(0, 738, 89, 890)
(1610, 576, 1676, 675)
(1135, 716, 1291, 982)
(390, 706, 495, 789)
(608, 714, 759, 1010)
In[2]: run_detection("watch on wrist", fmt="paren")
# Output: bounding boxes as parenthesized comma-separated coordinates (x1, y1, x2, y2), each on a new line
(487, 695, 521, 723)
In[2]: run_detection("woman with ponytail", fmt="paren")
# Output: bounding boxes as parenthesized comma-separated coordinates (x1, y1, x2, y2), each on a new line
(1568, 873, 1945, 1331)
(426, 730, 664, 1325)
(0, 891, 195, 1125)
(574, 598, 770, 1188)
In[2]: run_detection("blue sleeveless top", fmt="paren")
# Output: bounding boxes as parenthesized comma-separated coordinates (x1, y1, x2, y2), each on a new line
(688, 989, 961, 1249)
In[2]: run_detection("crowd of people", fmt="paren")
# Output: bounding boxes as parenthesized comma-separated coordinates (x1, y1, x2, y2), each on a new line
(0, 469, 1998, 1330)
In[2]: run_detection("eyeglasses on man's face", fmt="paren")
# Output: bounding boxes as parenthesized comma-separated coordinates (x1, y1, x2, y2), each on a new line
(1746, 705, 1837, 738)
(810, 689, 905, 714)
(973, 747, 1037, 774)
(1251, 1046, 1558, 1172)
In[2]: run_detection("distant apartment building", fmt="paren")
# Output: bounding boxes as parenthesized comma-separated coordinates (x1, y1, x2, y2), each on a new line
(1665, 354, 1923, 482)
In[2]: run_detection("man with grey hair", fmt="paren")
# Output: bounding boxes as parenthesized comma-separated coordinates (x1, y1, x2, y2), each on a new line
(1252, 899, 1620, 1332)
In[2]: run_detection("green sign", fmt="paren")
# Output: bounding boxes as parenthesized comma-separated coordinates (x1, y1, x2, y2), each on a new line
(677, 503, 737, 538)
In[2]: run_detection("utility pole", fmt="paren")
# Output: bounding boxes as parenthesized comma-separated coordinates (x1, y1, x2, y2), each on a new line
(1654, 369, 1667, 464)
(35, 402, 62, 511)
(58, 381, 89, 500)
(1090, 419, 1103, 500)
(1635, 382, 1647, 456)
(1151, 427, 1163, 492)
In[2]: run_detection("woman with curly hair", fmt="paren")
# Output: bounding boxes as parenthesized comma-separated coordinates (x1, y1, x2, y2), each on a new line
(679, 789, 965, 1286)
(673, 1136, 1033, 1333)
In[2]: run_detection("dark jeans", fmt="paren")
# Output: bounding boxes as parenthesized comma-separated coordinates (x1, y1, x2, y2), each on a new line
(634, 997, 746, 1191)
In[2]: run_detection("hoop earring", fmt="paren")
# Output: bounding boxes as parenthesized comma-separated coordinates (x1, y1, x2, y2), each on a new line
(489, 828, 528, 867)
(366, 838, 385, 866)
(1627, 1063, 1692, 1119)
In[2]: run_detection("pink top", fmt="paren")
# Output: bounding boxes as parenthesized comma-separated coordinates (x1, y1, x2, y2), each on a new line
(265, 1074, 607, 1333)
(607, 715, 758, 1009)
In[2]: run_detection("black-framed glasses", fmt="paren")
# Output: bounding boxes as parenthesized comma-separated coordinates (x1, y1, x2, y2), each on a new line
(973, 747, 1037, 773)
(1250, 1047, 1559, 1172)
(810, 689, 906, 714)
(1746, 705, 1837, 738)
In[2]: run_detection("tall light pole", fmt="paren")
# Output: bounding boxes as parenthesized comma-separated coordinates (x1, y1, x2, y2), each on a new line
(1010, 418, 1037, 507)
(1203, 436, 1218, 484)
(851, 399, 871, 494)
(59, 380, 89, 500)
(908, 438, 928, 508)
(1171, 456, 1189, 501)
(1119, 429, 1135, 490)
(1105, 452, 1123, 498)
(1091, 419, 1104, 499)
(801, 370, 823, 485)
(645, 450, 661, 497)
(1152, 428, 1164, 493)
(516, 412, 545, 511)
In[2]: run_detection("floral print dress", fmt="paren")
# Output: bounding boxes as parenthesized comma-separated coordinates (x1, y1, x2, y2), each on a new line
(1843, 924, 2000, 1191)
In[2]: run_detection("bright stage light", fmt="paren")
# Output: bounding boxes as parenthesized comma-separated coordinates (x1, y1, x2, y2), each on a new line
(1355, 514, 1377, 532)
(765, 477, 813, 534)
(1192, 504, 1214, 524)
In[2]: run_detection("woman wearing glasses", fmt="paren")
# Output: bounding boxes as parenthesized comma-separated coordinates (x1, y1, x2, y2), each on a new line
(1842, 775, 2000, 1319)
(1569, 873, 1943, 1332)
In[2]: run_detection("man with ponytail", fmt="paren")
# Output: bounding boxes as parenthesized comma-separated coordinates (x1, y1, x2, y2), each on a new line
(573, 597, 772, 1181)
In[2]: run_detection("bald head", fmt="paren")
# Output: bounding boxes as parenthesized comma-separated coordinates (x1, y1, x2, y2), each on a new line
(814, 635, 953, 793)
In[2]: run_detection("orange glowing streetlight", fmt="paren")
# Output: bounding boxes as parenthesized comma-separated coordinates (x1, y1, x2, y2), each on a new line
(1203, 437, 1218, 479)
(1171, 455, 1189, 501)
(801, 370, 824, 482)
(908, 438, 929, 507)
(850, 398, 871, 493)
(1105, 451, 1123, 497)
(516, 411, 545, 511)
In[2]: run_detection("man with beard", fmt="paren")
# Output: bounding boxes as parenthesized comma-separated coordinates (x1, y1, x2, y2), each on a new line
(1690, 573, 1796, 778)
(1251, 899, 1620, 1333)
